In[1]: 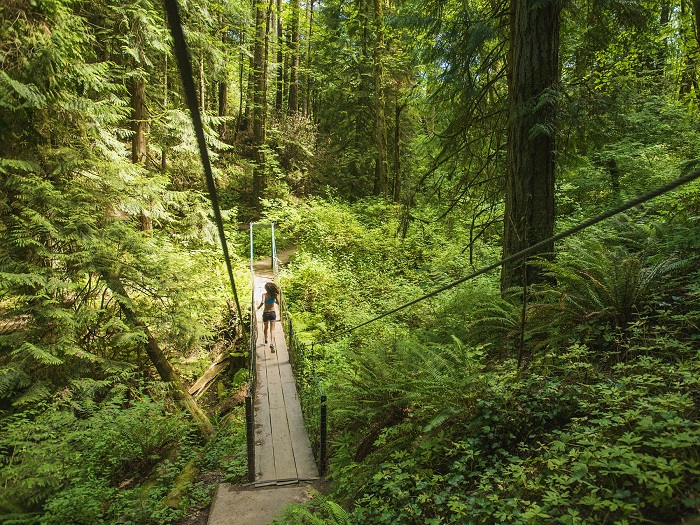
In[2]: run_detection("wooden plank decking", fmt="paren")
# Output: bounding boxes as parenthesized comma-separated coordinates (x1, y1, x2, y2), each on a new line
(207, 257, 319, 524)
(252, 274, 319, 486)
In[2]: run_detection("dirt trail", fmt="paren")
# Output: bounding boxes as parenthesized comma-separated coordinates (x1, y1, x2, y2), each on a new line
(252, 245, 297, 274)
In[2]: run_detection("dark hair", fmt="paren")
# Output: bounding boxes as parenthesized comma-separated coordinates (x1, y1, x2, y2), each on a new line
(264, 282, 280, 296)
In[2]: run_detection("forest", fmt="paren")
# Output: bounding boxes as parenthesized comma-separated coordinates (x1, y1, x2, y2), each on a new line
(1, 0, 699, 523)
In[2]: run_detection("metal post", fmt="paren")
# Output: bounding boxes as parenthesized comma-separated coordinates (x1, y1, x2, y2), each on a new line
(320, 394, 327, 476)
(247, 223, 256, 483)
(271, 222, 277, 274)
(249, 222, 255, 275)
(245, 395, 255, 482)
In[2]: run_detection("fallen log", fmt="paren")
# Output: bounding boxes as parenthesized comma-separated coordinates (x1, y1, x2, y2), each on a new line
(188, 350, 231, 399)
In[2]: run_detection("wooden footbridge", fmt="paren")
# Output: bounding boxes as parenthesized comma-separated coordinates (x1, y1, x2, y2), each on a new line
(207, 225, 324, 525)
(248, 272, 319, 486)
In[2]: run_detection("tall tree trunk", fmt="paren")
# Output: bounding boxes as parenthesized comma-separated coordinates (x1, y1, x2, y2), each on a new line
(681, 0, 700, 98)
(131, 15, 151, 232)
(219, 81, 227, 137)
(162, 50, 168, 171)
(393, 101, 404, 202)
(288, 0, 300, 114)
(244, 1, 256, 132)
(252, 0, 268, 203)
(352, 0, 370, 189)
(236, 30, 246, 136)
(131, 10, 148, 172)
(105, 274, 214, 439)
(199, 51, 205, 112)
(372, 0, 388, 197)
(263, 0, 273, 133)
(304, 0, 314, 117)
(692, 0, 700, 100)
(275, 0, 284, 113)
(131, 77, 148, 166)
(680, 0, 694, 96)
(131, 75, 152, 232)
(218, 13, 228, 139)
(501, 0, 561, 292)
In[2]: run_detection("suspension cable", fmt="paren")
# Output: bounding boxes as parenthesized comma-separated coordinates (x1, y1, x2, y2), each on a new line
(323, 170, 700, 343)
(163, 0, 242, 320)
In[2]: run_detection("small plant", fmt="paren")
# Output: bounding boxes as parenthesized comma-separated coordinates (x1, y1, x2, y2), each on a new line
(280, 492, 351, 525)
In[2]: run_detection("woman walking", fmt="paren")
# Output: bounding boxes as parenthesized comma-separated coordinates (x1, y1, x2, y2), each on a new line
(257, 281, 280, 346)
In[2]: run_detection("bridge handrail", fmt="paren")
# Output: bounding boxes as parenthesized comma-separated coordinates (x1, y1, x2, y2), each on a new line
(279, 290, 328, 476)
(245, 223, 257, 482)
(247, 221, 328, 478)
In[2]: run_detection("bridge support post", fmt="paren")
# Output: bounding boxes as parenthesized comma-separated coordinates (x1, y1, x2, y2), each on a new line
(245, 395, 255, 482)
(320, 394, 327, 476)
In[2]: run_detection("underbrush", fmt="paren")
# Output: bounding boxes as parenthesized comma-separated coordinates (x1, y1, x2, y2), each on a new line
(338, 350, 700, 524)
(0, 384, 249, 525)
(275, 198, 700, 524)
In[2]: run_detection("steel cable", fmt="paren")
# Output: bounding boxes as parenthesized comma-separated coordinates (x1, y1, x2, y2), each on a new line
(323, 169, 700, 343)
(163, 0, 242, 320)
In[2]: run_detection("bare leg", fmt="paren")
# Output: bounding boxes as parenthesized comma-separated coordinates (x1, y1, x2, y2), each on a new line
(263, 321, 268, 343)
(269, 321, 275, 352)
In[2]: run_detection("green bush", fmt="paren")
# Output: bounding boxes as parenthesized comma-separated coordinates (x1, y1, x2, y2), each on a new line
(0, 387, 196, 524)
(340, 354, 700, 524)
(276, 197, 700, 525)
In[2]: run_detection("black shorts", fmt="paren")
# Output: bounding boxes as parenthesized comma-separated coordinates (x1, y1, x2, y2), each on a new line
(262, 311, 276, 322)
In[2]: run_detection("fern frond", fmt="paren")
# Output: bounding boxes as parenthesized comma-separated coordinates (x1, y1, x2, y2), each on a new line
(0, 366, 32, 398)
(12, 342, 64, 366)
(0, 71, 47, 109)
(424, 406, 461, 432)
(0, 158, 40, 175)
(281, 491, 350, 524)
(12, 380, 51, 406)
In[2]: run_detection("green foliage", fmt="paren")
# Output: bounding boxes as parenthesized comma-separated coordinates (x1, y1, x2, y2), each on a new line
(40, 481, 115, 525)
(0, 386, 196, 524)
(200, 407, 248, 483)
(276, 193, 700, 524)
(3, 0, 700, 523)
(331, 352, 700, 525)
(279, 492, 351, 525)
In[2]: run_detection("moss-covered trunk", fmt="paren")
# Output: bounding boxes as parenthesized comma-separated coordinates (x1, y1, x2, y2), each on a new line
(105, 274, 214, 439)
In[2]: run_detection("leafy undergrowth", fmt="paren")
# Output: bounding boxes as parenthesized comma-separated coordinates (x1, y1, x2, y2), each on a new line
(0, 381, 249, 525)
(273, 198, 700, 524)
(336, 351, 700, 524)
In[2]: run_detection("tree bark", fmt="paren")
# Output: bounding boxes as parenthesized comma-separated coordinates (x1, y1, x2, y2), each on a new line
(199, 51, 206, 112)
(275, 0, 284, 113)
(132, 77, 148, 166)
(252, 0, 268, 203)
(162, 49, 168, 171)
(263, 0, 273, 133)
(288, 0, 301, 114)
(235, 30, 246, 136)
(105, 274, 214, 439)
(372, 0, 388, 197)
(690, 0, 700, 101)
(393, 101, 404, 202)
(219, 81, 227, 137)
(131, 13, 152, 232)
(131, 75, 152, 232)
(501, 0, 561, 292)
(304, 0, 314, 117)
(218, 13, 228, 139)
